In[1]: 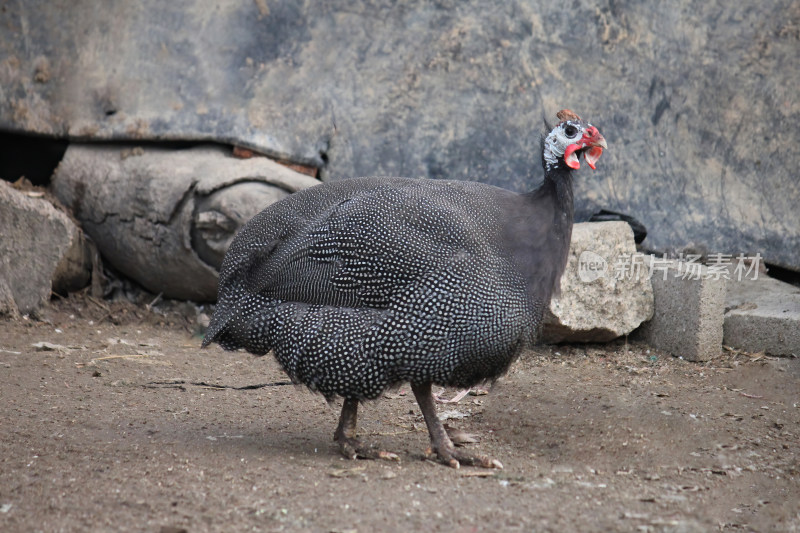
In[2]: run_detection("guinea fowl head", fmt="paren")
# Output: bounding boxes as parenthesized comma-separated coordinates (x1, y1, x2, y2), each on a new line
(542, 109, 607, 173)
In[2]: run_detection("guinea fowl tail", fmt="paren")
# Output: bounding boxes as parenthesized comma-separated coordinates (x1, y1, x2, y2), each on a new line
(201, 297, 250, 350)
(201, 308, 233, 349)
(202, 292, 281, 353)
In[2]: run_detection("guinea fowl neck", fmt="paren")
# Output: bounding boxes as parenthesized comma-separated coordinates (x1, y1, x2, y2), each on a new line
(525, 165, 575, 230)
(511, 163, 576, 303)
(547, 167, 574, 220)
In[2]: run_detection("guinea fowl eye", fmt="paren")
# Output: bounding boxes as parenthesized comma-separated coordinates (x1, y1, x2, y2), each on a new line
(563, 124, 578, 138)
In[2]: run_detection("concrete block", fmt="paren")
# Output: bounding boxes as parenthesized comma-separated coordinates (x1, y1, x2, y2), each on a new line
(634, 257, 727, 361)
(543, 221, 654, 343)
(724, 275, 800, 357)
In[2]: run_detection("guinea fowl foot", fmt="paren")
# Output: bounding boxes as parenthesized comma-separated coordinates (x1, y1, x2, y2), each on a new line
(412, 382, 503, 470)
(424, 444, 503, 470)
(334, 397, 399, 461)
(335, 435, 399, 461)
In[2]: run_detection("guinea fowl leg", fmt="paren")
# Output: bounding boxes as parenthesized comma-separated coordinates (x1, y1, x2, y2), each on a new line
(411, 382, 503, 470)
(333, 398, 399, 461)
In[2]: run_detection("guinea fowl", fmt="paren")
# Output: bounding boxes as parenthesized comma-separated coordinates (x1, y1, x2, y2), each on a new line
(202, 109, 606, 469)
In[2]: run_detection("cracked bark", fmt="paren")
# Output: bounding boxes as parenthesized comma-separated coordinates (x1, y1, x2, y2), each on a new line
(51, 144, 320, 301)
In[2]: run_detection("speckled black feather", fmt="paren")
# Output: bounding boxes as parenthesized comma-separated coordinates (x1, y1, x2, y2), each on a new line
(204, 126, 584, 401)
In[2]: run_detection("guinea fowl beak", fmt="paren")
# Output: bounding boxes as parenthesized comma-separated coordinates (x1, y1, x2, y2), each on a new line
(564, 126, 607, 170)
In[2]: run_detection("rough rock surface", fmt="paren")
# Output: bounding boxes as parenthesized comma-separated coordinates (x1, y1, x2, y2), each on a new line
(50, 145, 320, 302)
(1, 1, 798, 270)
(724, 275, 800, 357)
(0, 181, 90, 315)
(542, 222, 654, 343)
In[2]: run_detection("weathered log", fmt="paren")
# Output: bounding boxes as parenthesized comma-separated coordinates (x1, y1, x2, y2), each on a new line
(51, 145, 320, 301)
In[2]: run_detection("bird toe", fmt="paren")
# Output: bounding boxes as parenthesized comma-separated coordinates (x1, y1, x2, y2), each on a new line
(426, 445, 501, 470)
(376, 450, 400, 461)
(336, 436, 399, 462)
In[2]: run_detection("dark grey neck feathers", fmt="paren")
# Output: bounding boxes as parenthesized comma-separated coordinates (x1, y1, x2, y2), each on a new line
(502, 155, 575, 306)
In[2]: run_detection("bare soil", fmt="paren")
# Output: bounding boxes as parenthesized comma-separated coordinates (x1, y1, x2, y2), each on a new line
(1, 295, 798, 532)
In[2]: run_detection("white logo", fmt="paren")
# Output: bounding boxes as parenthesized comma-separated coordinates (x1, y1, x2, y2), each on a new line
(578, 250, 608, 283)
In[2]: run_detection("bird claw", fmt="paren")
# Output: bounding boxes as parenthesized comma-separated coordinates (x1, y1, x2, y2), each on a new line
(424, 446, 503, 470)
(337, 436, 399, 462)
(434, 388, 471, 404)
(376, 450, 400, 461)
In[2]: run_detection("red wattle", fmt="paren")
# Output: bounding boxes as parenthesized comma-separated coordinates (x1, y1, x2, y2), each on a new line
(564, 144, 581, 169)
(584, 146, 604, 170)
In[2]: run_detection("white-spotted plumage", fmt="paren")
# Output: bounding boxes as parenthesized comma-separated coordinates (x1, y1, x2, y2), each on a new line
(205, 178, 537, 399)
(202, 111, 606, 467)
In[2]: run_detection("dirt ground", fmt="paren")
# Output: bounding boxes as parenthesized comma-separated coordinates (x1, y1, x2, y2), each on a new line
(1, 295, 798, 533)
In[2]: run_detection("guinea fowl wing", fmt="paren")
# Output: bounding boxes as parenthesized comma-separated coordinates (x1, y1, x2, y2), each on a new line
(223, 177, 515, 309)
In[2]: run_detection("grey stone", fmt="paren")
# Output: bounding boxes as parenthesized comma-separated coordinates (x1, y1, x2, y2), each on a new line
(50, 144, 320, 302)
(543, 221, 654, 343)
(724, 275, 800, 357)
(0, 181, 90, 315)
(635, 258, 727, 361)
(0, 276, 19, 318)
(1, 1, 798, 271)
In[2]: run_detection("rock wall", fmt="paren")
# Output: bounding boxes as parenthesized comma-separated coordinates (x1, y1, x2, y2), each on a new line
(1, 1, 798, 269)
